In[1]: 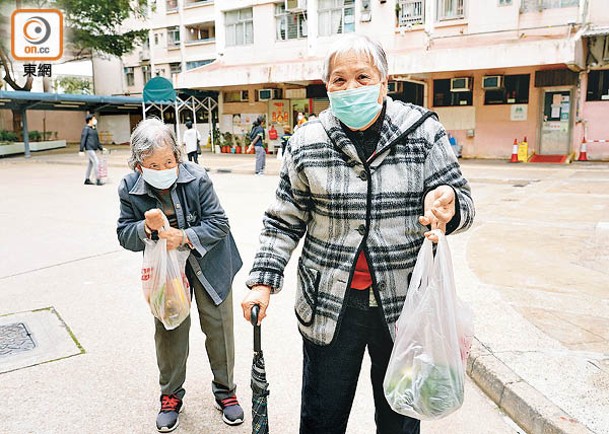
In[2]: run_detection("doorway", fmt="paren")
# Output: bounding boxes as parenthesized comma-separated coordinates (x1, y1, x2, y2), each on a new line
(539, 88, 572, 155)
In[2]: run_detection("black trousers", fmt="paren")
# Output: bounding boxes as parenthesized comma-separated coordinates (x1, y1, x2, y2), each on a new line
(300, 300, 420, 434)
(187, 151, 198, 164)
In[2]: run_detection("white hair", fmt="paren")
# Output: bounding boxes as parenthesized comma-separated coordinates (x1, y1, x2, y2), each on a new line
(128, 118, 182, 170)
(321, 34, 388, 83)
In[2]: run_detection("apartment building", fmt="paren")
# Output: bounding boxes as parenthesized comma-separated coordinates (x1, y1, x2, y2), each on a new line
(98, 0, 609, 160)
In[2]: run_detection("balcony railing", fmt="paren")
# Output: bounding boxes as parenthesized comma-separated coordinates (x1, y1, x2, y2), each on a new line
(397, 0, 425, 27)
(185, 0, 213, 5)
(185, 37, 216, 45)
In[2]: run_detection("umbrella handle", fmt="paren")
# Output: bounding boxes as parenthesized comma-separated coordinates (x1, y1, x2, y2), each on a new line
(251, 305, 262, 353)
(251, 304, 260, 327)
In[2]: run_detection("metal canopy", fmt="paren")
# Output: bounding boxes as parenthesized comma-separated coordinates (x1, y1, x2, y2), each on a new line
(0, 90, 143, 114)
(0, 90, 143, 158)
(142, 77, 218, 149)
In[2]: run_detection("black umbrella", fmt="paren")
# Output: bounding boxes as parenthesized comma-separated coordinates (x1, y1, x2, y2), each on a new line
(251, 305, 270, 434)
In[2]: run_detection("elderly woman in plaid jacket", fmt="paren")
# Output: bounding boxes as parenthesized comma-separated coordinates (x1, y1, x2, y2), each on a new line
(241, 34, 475, 434)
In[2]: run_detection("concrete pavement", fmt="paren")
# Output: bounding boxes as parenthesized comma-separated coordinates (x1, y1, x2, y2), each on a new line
(0, 146, 607, 433)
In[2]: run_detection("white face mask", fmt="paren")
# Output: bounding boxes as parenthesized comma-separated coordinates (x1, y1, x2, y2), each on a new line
(141, 167, 178, 190)
(92, 118, 98, 126)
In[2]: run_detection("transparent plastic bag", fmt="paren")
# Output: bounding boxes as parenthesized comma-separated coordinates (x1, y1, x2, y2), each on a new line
(383, 231, 474, 420)
(141, 234, 191, 330)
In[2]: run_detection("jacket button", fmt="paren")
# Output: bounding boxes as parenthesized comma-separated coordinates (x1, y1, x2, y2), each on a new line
(378, 281, 387, 291)
(176, 203, 181, 209)
(359, 171, 368, 181)
(357, 224, 366, 235)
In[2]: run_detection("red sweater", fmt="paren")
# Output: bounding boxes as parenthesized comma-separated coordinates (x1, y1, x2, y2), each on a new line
(351, 250, 373, 290)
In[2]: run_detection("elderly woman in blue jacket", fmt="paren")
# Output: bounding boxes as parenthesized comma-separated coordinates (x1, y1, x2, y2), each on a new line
(241, 34, 475, 434)
(117, 118, 244, 432)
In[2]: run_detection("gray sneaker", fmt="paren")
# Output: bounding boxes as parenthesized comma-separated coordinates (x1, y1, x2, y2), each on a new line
(156, 394, 184, 432)
(214, 396, 244, 426)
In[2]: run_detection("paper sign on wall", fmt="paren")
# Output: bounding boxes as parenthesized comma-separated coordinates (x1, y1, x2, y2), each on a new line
(510, 105, 528, 121)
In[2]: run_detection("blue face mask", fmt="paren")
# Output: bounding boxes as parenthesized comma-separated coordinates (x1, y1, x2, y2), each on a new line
(328, 83, 382, 130)
(141, 167, 178, 190)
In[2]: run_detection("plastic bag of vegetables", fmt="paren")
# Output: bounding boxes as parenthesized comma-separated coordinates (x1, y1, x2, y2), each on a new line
(141, 233, 191, 331)
(383, 231, 474, 420)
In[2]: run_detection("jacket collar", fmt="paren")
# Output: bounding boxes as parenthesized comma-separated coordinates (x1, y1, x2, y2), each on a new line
(129, 162, 196, 196)
(319, 96, 430, 164)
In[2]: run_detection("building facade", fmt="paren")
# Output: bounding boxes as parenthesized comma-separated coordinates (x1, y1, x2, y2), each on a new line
(100, 0, 609, 160)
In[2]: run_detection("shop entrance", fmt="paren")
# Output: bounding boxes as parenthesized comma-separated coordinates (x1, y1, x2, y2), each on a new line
(539, 88, 572, 155)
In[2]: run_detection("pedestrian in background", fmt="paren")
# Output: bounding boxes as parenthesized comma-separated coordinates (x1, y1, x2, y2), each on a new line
(117, 118, 245, 432)
(247, 115, 266, 175)
(241, 33, 475, 434)
(183, 120, 201, 164)
(79, 113, 104, 185)
(293, 112, 307, 132)
(279, 125, 292, 159)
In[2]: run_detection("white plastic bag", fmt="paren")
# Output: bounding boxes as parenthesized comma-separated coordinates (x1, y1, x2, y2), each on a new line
(141, 236, 191, 330)
(383, 231, 474, 420)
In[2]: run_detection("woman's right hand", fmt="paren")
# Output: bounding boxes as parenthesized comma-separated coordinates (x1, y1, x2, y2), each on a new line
(241, 285, 272, 325)
(144, 208, 166, 232)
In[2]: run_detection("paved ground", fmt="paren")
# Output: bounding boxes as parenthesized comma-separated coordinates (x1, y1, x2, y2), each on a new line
(0, 146, 607, 434)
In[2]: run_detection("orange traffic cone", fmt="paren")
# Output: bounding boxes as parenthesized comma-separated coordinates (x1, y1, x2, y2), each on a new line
(578, 138, 588, 161)
(510, 138, 519, 163)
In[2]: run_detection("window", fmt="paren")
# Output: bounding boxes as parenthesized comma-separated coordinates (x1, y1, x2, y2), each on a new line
(170, 63, 182, 75)
(318, 0, 355, 37)
(225, 8, 254, 46)
(186, 59, 214, 70)
(166, 0, 178, 11)
(484, 74, 530, 105)
(167, 26, 180, 46)
(498, 0, 512, 5)
(437, 0, 465, 20)
(154, 33, 159, 45)
(124, 67, 135, 86)
(587, 70, 609, 101)
(397, 0, 425, 27)
(521, 0, 577, 12)
(433, 78, 473, 106)
(275, 3, 307, 41)
(142, 65, 151, 83)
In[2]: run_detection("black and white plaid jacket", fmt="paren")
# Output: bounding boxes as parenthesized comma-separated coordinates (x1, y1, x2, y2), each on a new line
(247, 97, 475, 345)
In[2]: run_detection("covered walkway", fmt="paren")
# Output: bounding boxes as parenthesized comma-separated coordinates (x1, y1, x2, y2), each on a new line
(0, 90, 142, 157)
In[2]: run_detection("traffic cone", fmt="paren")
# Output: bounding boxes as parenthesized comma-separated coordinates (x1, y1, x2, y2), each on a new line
(578, 138, 588, 161)
(510, 138, 519, 163)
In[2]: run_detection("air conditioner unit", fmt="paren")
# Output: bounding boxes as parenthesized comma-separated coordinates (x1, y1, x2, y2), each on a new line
(285, 0, 307, 13)
(450, 77, 471, 92)
(482, 75, 504, 89)
(387, 81, 403, 94)
(257, 88, 282, 101)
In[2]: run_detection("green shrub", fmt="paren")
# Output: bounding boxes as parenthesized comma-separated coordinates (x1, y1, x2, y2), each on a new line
(28, 130, 41, 142)
(0, 130, 18, 142)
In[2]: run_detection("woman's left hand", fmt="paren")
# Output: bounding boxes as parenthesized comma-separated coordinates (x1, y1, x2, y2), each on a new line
(158, 227, 183, 250)
(419, 185, 456, 242)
